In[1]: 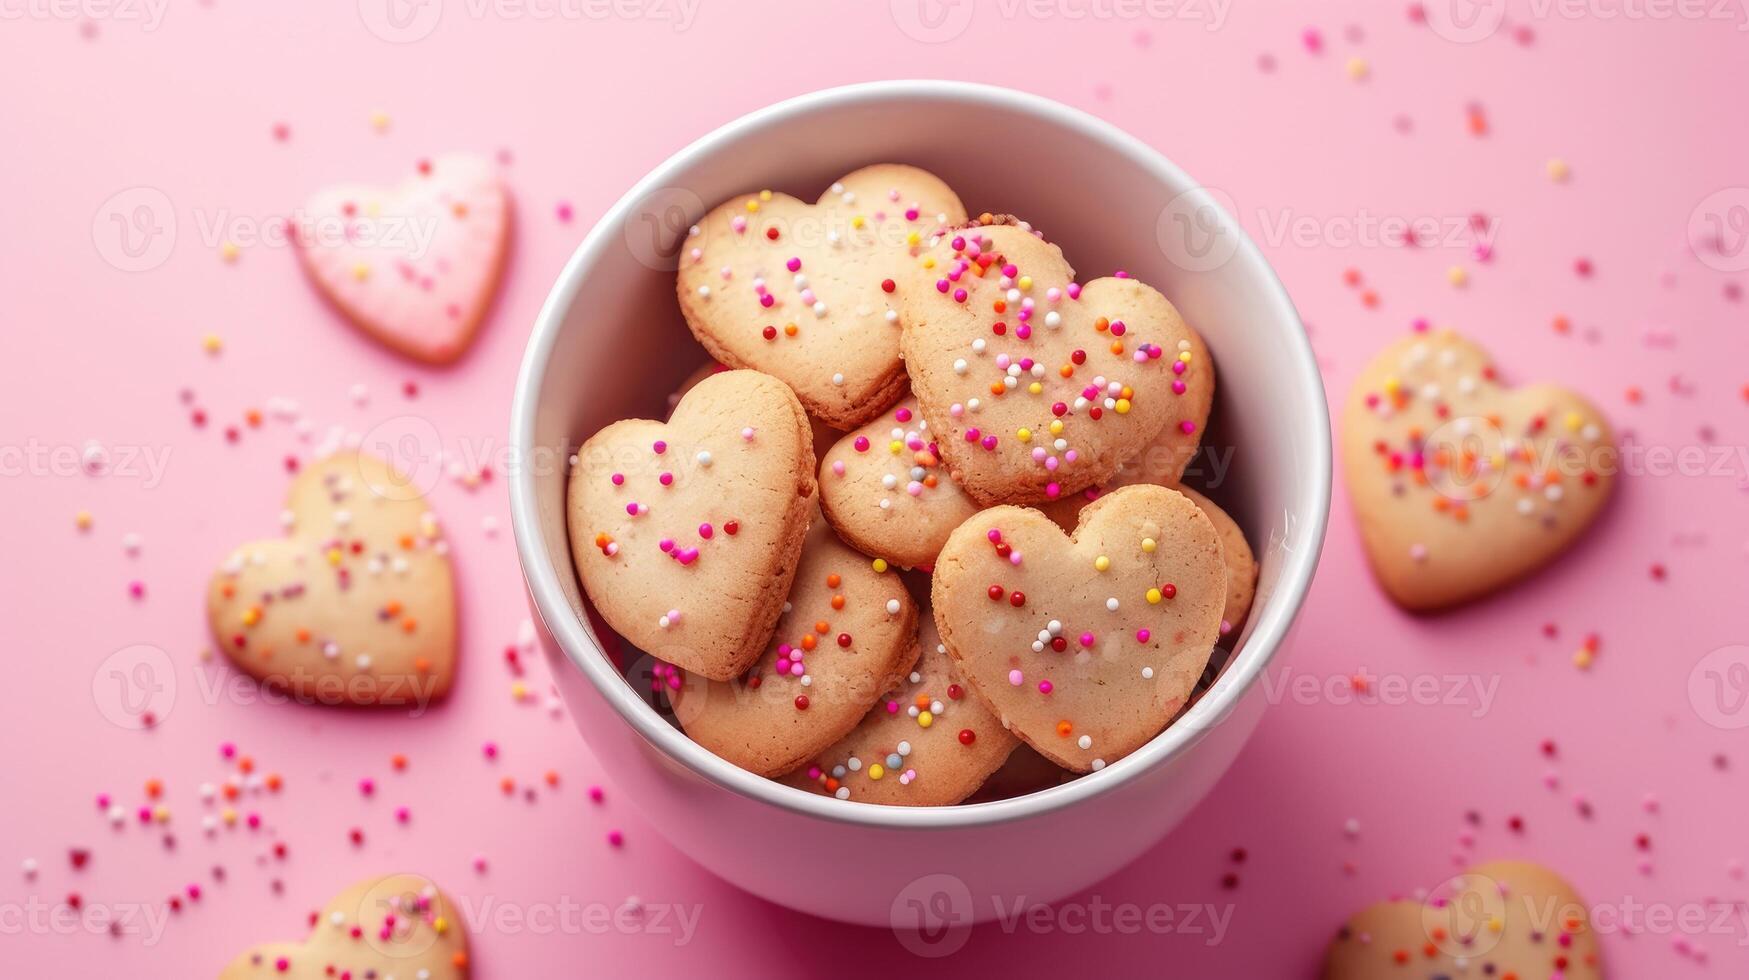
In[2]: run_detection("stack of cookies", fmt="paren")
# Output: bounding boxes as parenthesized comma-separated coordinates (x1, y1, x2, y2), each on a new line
(567, 165, 1258, 806)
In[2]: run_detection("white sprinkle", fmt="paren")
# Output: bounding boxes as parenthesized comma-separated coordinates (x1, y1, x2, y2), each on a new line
(886, 598, 901, 615)
(696, 450, 713, 467)
(1106, 597, 1119, 612)
(1141, 666, 1155, 679)
(1077, 735, 1092, 750)
(831, 373, 844, 386)
(1090, 759, 1106, 771)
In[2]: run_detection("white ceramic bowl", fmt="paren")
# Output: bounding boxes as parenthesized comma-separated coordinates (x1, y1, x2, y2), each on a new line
(510, 80, 1329, 928)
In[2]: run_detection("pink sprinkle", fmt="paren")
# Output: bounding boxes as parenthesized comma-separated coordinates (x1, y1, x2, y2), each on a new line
(395, 806, 411, 823)
(698, 523, 714, 539)
(128, 581, 145, 599)
(1079, 632, 1095, 648)
(1008, 669, 1024, 686)
(1037, 680, 1053, 694)
(556, 202, 574, 222)
(610, 472, 625, 486)
(652, 440, 667, 454)
(786, 257, 801, 272)
(1180, 421, 1197, 435)
(1136, 628, 1151, 643)
(358, 779, 374, 796)
(589, 785, 605, 803)
(482, 742, 498, 759)
(607, 830, 624, 848)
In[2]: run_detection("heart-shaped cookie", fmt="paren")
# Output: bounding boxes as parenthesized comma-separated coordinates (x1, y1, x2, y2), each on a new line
(206, 453, 456, 707)
(294, 153, 510, 364)
(782, 602, 1019, 805)
(931, 484, 1225, 772)
(817, 395, 980, 570)
(669, 360, 836, 464)
(1042, 483, 1257, 643)
(1343, 329, 1615, 610)
(663, 516, 920, 777)
(1323, 859, 1602, 979)
(676, 164, 967, 429)
(568, 369, 816, 681)
(900, 218, 1213, 505)
(220, 873, 469, 978)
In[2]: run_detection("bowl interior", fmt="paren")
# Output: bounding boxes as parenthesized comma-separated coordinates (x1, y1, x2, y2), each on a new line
(513, 82, 1329, 822)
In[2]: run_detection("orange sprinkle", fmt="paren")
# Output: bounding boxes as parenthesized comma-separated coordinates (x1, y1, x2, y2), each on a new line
(825, 573, 841, 588)
(1056, 721, 1072, 737)
(830, 595, 845, 610)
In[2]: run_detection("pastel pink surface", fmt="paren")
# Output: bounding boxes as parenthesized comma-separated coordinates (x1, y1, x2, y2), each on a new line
(295, 152, 509, 364)
(1, 3, 1746, 978)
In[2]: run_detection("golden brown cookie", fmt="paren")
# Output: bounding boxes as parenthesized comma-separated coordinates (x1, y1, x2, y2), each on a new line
(1323, 860, 1602, 979)
(782, 604, 1019, 805)
(677, 164, 967, 429)
(664, 517, 919, 777)
(930, 484, 1226, 772)
(1040, 483, 1257, 644)
(206, 453, 456, 707)
(817, 396, 980, 570)
(567, 369, 816, 681)
(219, 873, 469, 978)
(1343, 329, 1615, 610)
(899, 220, 1212, 505)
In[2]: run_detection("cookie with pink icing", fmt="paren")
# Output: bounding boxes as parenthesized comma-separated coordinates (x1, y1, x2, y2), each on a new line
(677, 164, 967, 430)
(293, 153, 510, 364)
(817, 396, 979, 570)
(898, 217, 1213, 505)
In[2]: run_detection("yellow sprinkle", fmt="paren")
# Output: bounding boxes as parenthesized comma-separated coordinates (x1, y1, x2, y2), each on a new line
(219, 241, 240, 263)
(1447, 265, 1468, 287)
(1178, 351, 1193, 363)
(75, 511, 93, 531)
(906, 231, 920, 247)
(1346, 56, 1369, 80)
(918, 711, 933, 728)
(1546, 158, 1571, 182)
(868, 764, 885, 780)
(202, 334, 223, 354)
(889, 440, 904, 455)
(352, 263, 371, 282)
(1094, 555, 1110, 572)
(1384, 378, 1401, 394)
(1141, 537, 1156, 553)
(1049, 420, 1064, 435)
(759, 190, 772, 202)
(851, 215, 866, 230)
(511, 682, 528, 701)
(434, 917, 449, 935)
(1016, 428, 1032, 443)
(152, 805, 170, 824)
(221, 807, 237, 825)
(1564, 411, 1583, 432)
(872, 558, 889, 573)
(240, 608, 261, 628)
(922, 257, 936, 269)
(1488, 917, 1504, 934)
(326, 548, 343, 566)
(1573, 649, 1594, 670)
(1028, 382, 1043, 395)
(1114, 398, 1132, 415)
(1146, 588, 1163, 604)
(1017, 275, 1032, 291)
(744, 199, 759, 213)
(369, 111, 390, 132)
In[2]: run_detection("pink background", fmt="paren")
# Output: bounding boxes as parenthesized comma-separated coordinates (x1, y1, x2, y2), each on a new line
(3, 0, 1747, 975)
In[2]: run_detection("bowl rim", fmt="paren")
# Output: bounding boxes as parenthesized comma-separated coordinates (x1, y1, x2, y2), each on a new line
(510, 79, 1330, 830)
